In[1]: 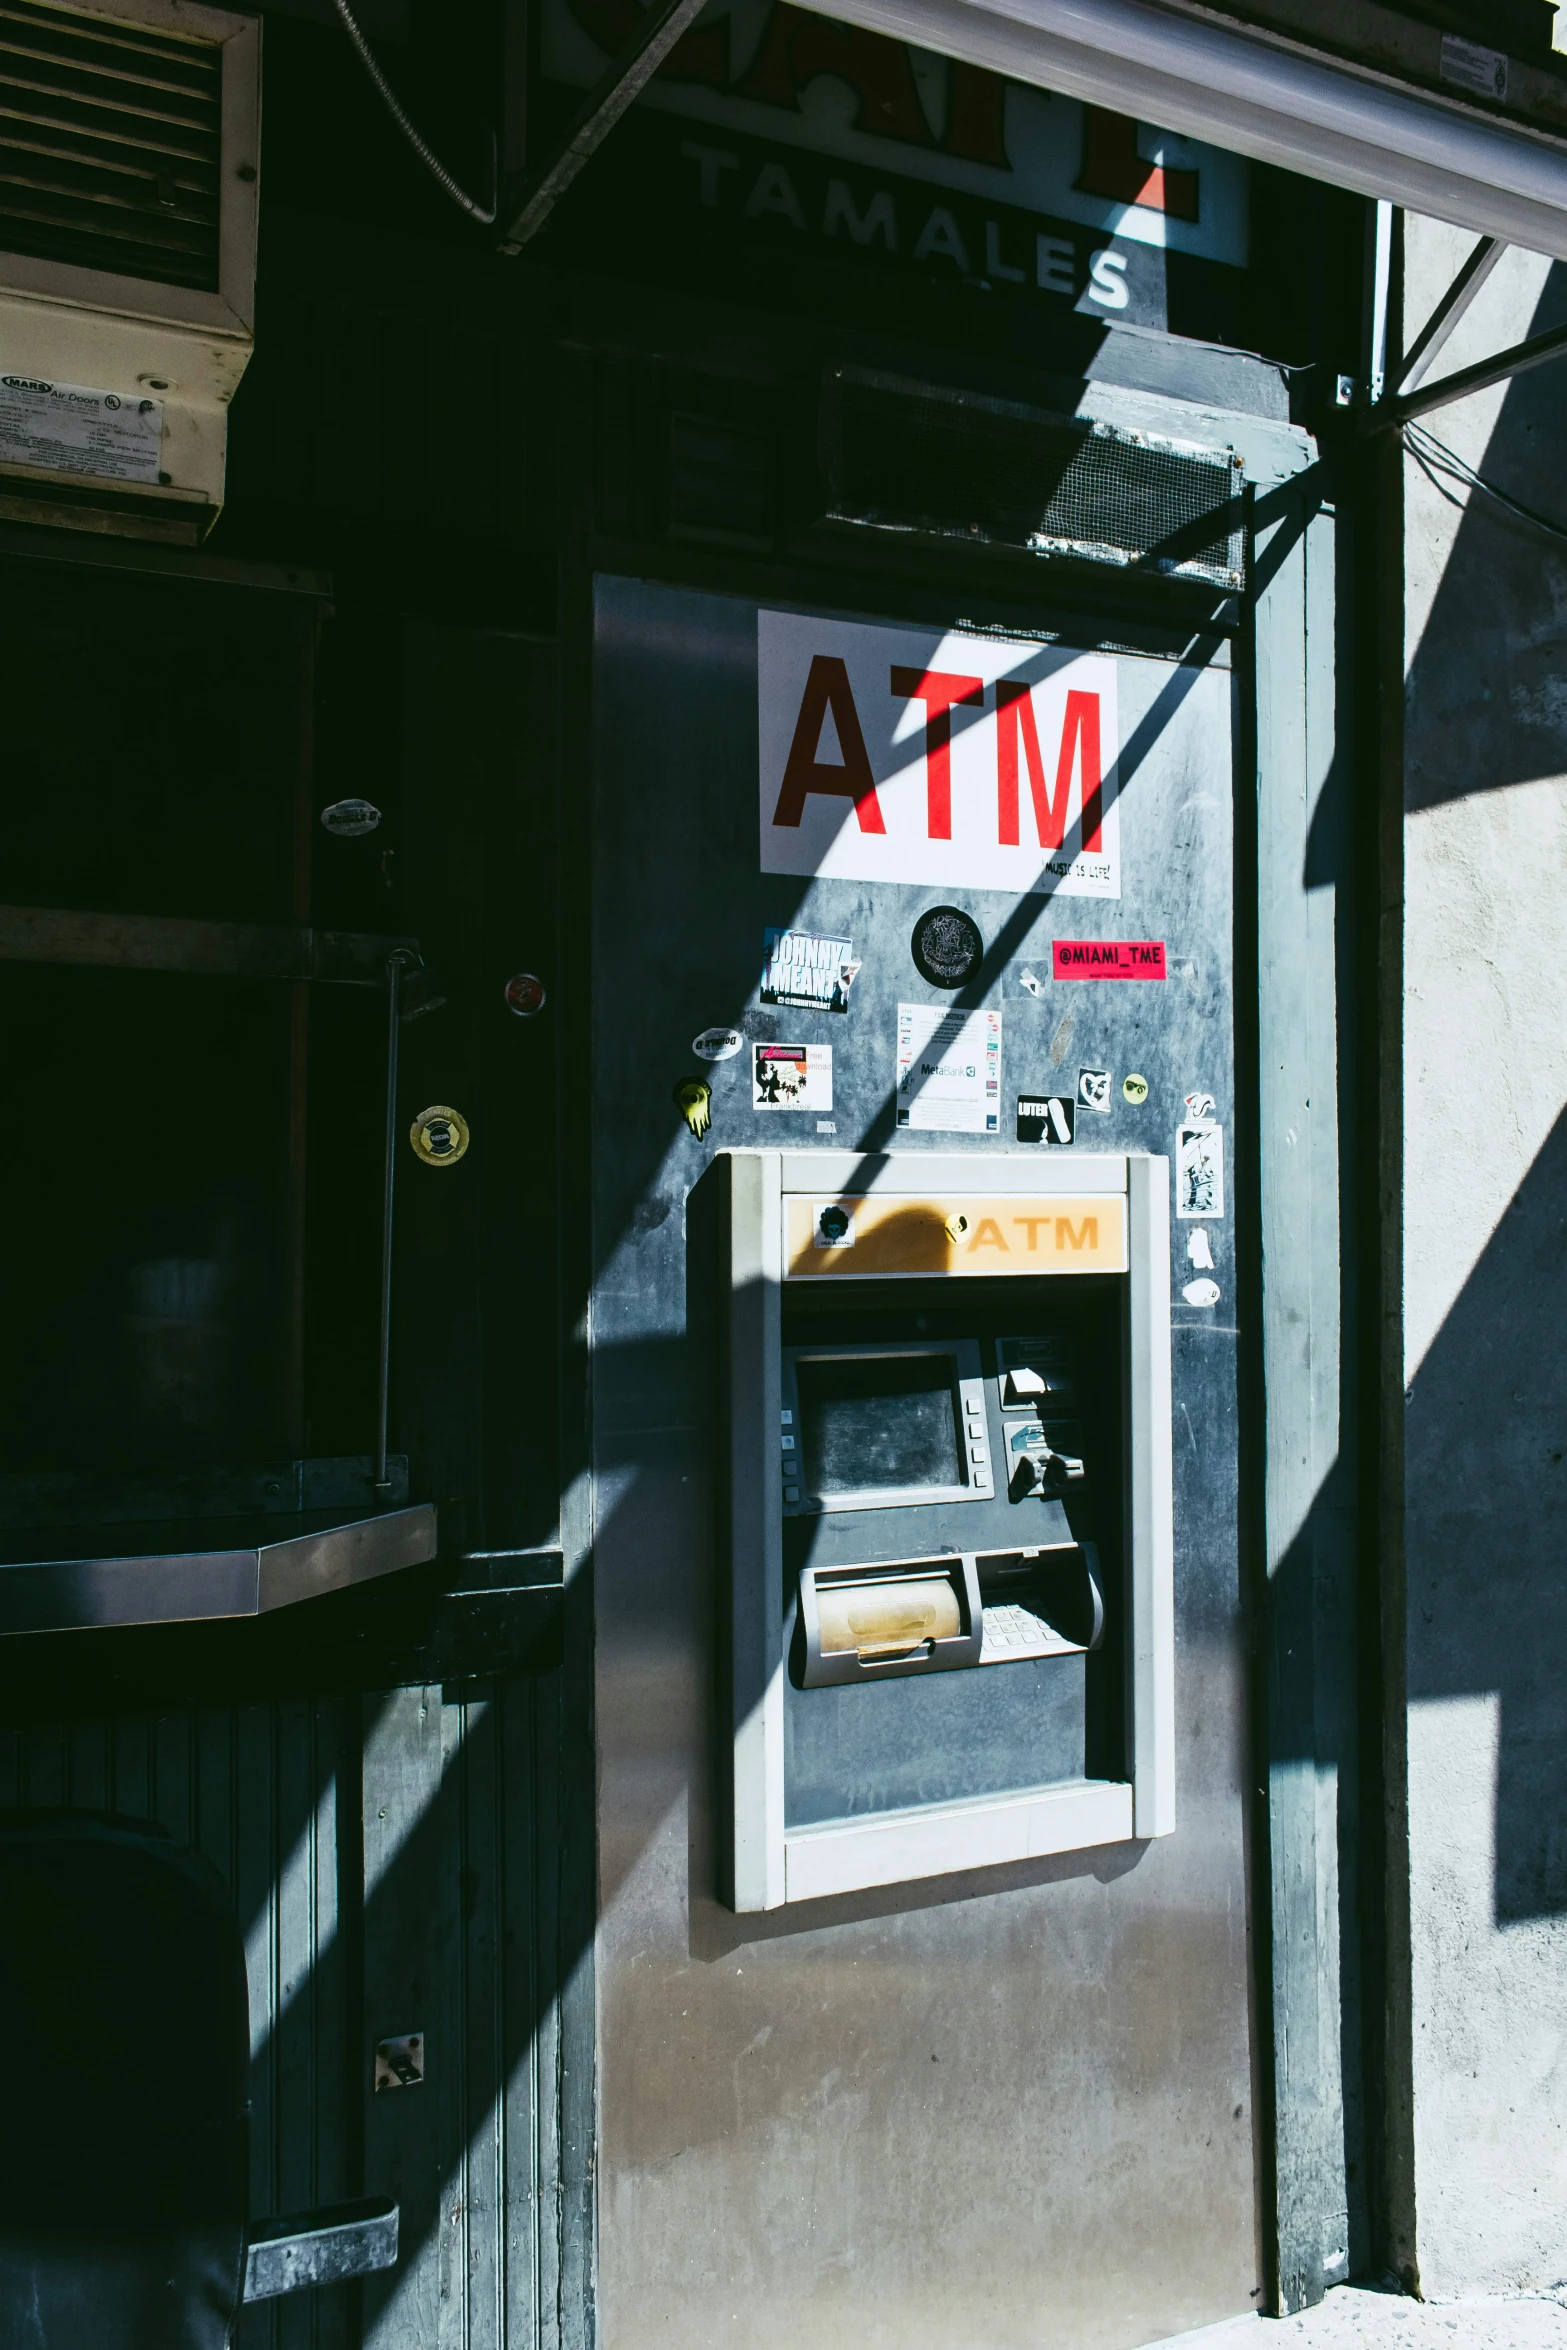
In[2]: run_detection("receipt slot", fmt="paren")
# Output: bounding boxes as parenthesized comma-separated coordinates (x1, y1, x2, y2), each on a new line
(713, 1149, 1174, 1911)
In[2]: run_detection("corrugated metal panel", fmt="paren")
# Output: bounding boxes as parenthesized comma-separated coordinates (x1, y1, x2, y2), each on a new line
(0, 0, 222, 290)
(0, 1675, 564, 2350)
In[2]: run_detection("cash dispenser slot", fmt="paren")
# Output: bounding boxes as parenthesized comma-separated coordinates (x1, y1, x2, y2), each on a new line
(798, 1555, 982, 1685)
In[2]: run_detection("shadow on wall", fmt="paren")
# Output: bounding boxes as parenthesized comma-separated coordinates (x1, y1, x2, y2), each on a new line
(1404, 1103, 1567, 1923)
(1404, 256, 1567, 814)
(1402, 253, 1567, 1923)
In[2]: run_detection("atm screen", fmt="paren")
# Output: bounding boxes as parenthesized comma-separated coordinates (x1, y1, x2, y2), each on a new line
(796, 1352, 962, 1495)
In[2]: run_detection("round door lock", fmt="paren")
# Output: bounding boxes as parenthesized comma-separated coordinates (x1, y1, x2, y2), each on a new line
(410, 1104, 470, 1166)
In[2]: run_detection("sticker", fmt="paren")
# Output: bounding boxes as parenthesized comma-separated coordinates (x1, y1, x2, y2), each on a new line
(1184, 1090, 1216, 1120)
(1077, 1066, 1111, 1115)
(759, 612, 1121, 898)
(1018, 1095, 1075, 1145)
(674, 1080, 712, 1138)
(911, 905, 983, 990)
(1122, 1073, 1149, 1104)
(320, 796, 382, 838)
(1176, 1123, 1225, 1218)
(0, 373, 162, 483)
(1052, 939, 1166, 981)
(761, 929, 860, 1013)
(409, 1105, 470, 1166)
(1440, 32, 1506, 99)
(1182, 1277, 1222, 1308)
(814, 1202, 856, 1247)
(1186, 1227, 1214, 1269)
(692, 1026, 743, 1061)
(1019, 968, 1046, 999)
(943, 1212, 970, 1244)
(504, 971, 547, 1018)
(815, 1119, 837, 1133)
(896, 1003, 1002, 1134)
(753, 1043, 832, 1110)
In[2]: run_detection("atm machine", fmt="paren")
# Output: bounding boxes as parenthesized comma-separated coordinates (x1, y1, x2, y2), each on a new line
(591, 527, 1260, 2342)
(715, 1149, 1171, 1909)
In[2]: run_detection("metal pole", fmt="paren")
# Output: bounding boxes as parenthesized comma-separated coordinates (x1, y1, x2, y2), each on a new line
(374, 952, 406, 1496)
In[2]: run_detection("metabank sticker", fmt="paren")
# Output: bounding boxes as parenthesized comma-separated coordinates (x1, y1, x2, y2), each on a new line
(895, 1003, 1002, 1134)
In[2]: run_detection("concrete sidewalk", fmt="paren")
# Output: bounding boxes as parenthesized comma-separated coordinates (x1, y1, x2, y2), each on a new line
(1164, 2285, 1567, 2347)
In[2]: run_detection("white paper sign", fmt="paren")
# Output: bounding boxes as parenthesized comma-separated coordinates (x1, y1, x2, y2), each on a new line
(0, 374, 162, 484)
(759, 610, 1119, 898)
(896, 1003, 1002, 1134)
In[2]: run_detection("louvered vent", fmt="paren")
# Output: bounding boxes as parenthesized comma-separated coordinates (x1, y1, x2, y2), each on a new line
(0, 0, 222, 291)
(822, 368, 1247, 592)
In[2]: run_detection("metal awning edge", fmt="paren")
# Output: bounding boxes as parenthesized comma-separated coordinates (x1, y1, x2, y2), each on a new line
(816, 0, 1567, 259)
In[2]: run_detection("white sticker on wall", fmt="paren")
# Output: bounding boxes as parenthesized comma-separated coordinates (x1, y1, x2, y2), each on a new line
(895, 1002, 1002, 1134)
(753, 1042, 832, 1110)
(0, 374, 162, 483)
(1182, 1277, 1221, 1308)
(759, 610, 1120, 899)
(1176, 1122, 1225, 1219)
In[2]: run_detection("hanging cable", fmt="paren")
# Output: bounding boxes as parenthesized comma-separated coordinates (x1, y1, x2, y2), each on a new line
(1404, 419, 1567, 551)
(331, 0, 497, 225)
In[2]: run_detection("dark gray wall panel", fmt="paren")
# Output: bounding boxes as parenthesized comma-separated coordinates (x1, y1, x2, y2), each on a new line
(590, 572, 1256, 2349)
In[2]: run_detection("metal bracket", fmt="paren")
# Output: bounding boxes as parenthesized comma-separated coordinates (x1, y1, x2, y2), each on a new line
(1367, 232, 1567, 432)
(496, 0, 712, 249)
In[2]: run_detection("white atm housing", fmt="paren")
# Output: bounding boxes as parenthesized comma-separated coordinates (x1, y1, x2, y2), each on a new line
(717, 1148, 1176, 1912)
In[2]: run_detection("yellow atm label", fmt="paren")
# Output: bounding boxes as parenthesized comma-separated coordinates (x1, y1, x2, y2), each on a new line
(784, 1194, 1128, 1277)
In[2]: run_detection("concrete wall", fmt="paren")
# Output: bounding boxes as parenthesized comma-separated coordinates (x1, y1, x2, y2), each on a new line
(1403, 215, 1567, 2298)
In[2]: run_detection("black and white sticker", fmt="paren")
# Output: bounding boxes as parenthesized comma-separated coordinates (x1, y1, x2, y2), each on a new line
(1018, 1094, 1074, 1145)
(1077, 1066, 1111, 1115)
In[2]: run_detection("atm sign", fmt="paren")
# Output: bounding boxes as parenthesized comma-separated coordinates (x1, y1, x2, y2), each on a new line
(759, 610, 1121, 899)
(784, 1193, 1128, 1277)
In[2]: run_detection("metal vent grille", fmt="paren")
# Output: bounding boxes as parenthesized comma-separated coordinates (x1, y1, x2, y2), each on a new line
(822, 368, 1247, 591)
(0, 0, 222, 291)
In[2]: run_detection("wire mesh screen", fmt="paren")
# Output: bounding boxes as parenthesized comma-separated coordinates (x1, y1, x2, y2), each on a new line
(821, 368, 1247, 591)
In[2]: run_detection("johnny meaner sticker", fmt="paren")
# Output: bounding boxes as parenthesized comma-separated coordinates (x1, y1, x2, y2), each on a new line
(753, 1042, 832, 1110)
(761, 928, 861, 1012)
(758, 611, 1120, 900)
(1176, 1123, 1225, 1218)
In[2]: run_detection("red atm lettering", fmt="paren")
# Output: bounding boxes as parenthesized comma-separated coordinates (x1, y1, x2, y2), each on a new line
(995, 685, 1104, 851)
(772, 655, 886, 832)
(891, 665, 985, 839)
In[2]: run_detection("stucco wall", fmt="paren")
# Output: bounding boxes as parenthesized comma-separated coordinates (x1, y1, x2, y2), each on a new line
(1403, 215, 1567, 2298)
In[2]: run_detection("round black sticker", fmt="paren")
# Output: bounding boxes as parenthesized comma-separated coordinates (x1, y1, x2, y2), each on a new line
(911, 905, 983, 990)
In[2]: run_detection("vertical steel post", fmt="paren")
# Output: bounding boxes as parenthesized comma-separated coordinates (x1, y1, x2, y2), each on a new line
(375, 952, 407, 1495)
